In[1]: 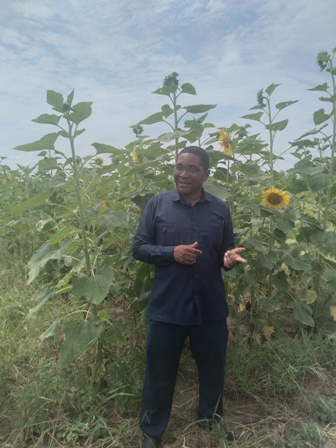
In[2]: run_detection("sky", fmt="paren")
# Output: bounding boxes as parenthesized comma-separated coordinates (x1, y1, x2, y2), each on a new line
(1, 0, 335, 171)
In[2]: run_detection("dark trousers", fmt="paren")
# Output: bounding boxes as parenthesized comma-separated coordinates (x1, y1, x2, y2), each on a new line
(140, 319, 229, 439)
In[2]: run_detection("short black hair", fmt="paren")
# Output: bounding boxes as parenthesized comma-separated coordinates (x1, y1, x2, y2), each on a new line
(178, 146, 210, 171)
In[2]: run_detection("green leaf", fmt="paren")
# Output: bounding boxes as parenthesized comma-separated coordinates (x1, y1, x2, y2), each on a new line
(92, 143, 123, 155)
(266, 119, 288, 132)
(273, 270, 289, 291)
(138, 112, 164, 125)
(40, 319, 61, 340)
(28, 240, 71, 284)
(265, 83, 280, 96)
(275, 100, 299, 111)
(181, 83, 197, 95)
(3, 192, 50, 219)
(204, 183, 229, 201)
(67, 90, 75, 107)
(293, 301, 315, 327)
(59, 315, 103, 368)
(294, 159, 323, 175)
(47, 90, 64, 112)
(25, 286, 53, 320)
(313, 108, 330, 125)
(307, 83, 329, 92)
(183, 104, 216, 114)
(32, 114, 62, 125)
(161, 104, 173, 118)
(274, 209, 297, 233)
(66, 102, 93, 125)
(157, 130, 189, 142)
(152, 85, 176, 96)
(47, 176, 67, 187)
(307, 173, 336, 192)
(282, 246, 310, 272)
(14, 133, 60, 152)
(261, 295, 281, 312)
(258, 251, 277, 271)
(241, 112, 263, 122)
(310, 229, 336, 263)
(38, 157, 59, 171)
(72, 266, 114, 304)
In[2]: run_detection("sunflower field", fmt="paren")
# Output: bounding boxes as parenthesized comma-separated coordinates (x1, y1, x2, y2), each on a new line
(1, 49, 336, 447)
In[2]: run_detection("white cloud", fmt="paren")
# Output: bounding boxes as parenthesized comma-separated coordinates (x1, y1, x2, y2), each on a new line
(0, 0, 335, 170)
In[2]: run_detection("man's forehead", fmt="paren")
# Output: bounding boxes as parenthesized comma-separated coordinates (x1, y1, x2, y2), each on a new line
(176, 153, 202, 165)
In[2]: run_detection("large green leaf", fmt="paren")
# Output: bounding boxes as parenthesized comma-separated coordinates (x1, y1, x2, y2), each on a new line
(14, 132, 60, 152)
(183, 104, 216, 114)
(274, 208, 296, 233)
(309, 229, 336, 262)
(28, 240, 71, 284)
(40, 319, 61, 340)
(275, 100, 299, 111)
(59, 315, 103, 368)
(32, 113, 61, 125)
(273, 270, 289, 291)
(307, 83, 329, 92)
(138, 112, 164, 125)
(3, 192, 51, 219)
(265, 83, 280, 96)
(47, 90, 64, 112)
(293, 301, 315, 327)
(92, 143, 123, 156)
(181, 82, 197, 95)
(307, 172, 336, 192)
(282, 246, 310, 272)
(313, 108, 330, 125)
(294, 159, 323, 175)
(241, 112, 263, 122)
(66, 102, 93, 125)
(266, 119, 288, 132)
(25, 286, 53, 320)
(72, 266, 114, 304)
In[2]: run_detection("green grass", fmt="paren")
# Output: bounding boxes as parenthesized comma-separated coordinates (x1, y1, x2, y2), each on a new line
(1, 253, 336, 447)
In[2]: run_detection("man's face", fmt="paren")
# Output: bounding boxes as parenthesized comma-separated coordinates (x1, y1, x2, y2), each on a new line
(173, 152, 210, 198)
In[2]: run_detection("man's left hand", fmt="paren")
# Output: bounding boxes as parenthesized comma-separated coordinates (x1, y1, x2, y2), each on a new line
(224, 248, 246, 269)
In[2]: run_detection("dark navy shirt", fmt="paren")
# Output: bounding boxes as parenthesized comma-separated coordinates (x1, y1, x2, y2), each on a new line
(133, 189, 235, 325)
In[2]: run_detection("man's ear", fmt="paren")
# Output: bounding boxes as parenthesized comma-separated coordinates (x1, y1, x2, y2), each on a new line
(203, 169, 210, 181)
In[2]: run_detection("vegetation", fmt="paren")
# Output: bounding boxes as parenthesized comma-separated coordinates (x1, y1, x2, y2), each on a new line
(0, 48, 336, 447)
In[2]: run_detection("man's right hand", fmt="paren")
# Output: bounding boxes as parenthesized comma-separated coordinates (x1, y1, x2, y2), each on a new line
(173, 241, 202, 265)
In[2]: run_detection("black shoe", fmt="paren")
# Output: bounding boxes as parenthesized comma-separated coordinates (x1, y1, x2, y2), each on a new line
(142, 434, 161, 448)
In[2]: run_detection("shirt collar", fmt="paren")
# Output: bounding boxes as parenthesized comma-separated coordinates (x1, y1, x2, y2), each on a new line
(171, 188, 210, 204)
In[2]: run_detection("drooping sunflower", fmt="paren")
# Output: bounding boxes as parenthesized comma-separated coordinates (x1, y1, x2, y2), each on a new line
(262, 186, 290, 209)
(218, 129, 232, 155)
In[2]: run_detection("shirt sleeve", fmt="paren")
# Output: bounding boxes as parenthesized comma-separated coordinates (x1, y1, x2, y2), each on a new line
(133, 199, 175, 266)
(220, 203, 235, 270)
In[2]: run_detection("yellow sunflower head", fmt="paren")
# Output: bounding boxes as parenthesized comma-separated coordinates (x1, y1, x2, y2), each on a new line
(132, 147, 139, 163)
(262, 186, 290, 209)
(93, 156, 104, 167)
(218, 129, 232, 155)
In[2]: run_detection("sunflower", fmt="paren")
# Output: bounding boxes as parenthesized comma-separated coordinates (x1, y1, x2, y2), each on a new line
(132, 147, 139, 163)
(262, 186, 290, 209)
(218, 129, 232, 155)
(93, 156, 104, 167)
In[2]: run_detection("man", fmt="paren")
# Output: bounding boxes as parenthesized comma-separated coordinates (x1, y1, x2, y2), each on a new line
(133, 146, 246, 448)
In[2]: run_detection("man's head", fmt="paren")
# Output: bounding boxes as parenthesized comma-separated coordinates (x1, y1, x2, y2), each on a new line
(174, 146, 210, 200)
(178, 146, 210, 171)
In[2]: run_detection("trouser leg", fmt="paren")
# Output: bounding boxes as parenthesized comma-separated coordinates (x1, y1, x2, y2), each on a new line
(189, 319, 229, 423)
(140, 320, 187, 439)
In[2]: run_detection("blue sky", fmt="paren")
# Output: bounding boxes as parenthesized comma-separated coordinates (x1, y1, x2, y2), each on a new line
(1, 0, 335, 169)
